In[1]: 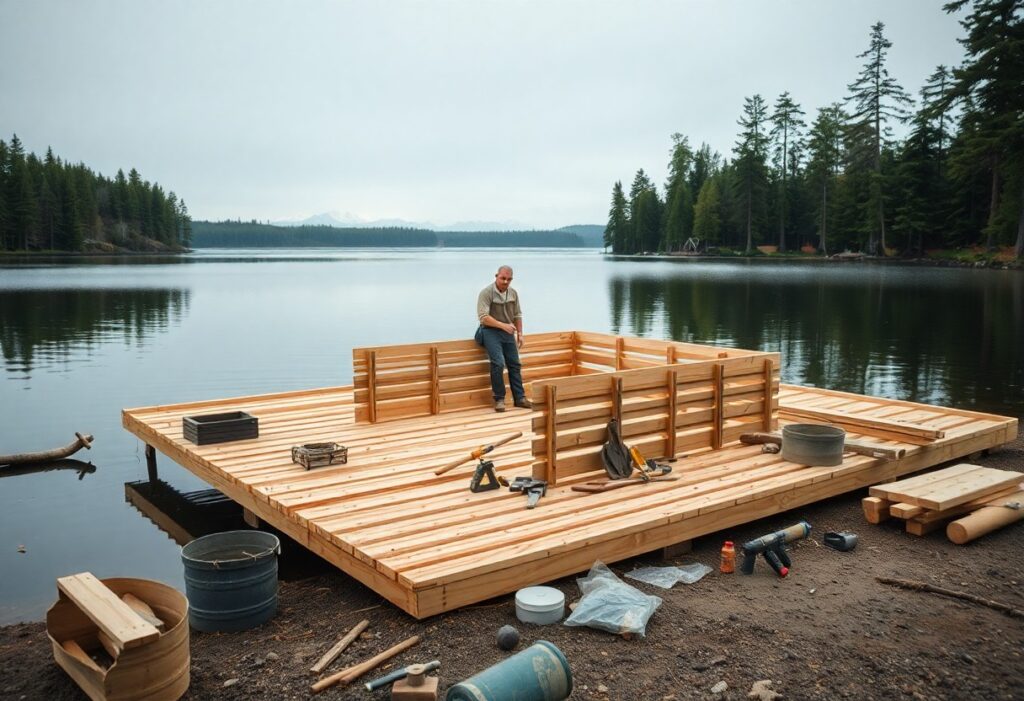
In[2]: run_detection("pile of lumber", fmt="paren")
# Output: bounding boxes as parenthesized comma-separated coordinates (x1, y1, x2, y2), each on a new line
(862, 463, 1023, 543)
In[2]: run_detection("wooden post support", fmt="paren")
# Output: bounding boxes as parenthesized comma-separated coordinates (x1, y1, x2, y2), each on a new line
(367, 350, 378, 424)
(615, 337, 624, 371)
(429, 346, 440, 415)
(145, 444, 158, 482)
(570, 331, 578, 376)
(243, 507, 260, 529)
(662, 540, 692, 558)
(611, 376, 623, 424)
(666, 345, 677, 366)
(545, 385, 557, 484)
(666, 368, 678, 458)
(762, 358, 774, 432)
(712, 364, 724, 450)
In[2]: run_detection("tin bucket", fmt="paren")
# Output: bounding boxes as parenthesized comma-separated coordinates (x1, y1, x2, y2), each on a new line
(446, 640, 572, 701)
(781, 423, 846, 466)
(181, 530, 280, 632)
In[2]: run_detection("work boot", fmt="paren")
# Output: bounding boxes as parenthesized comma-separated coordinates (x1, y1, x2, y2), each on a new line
(494, 399, 506, 412)
(514, 397, 533, 409)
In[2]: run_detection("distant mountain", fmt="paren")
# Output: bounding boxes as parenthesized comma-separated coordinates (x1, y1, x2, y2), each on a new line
(560, 225, 605, 247)
(274, 211, 532, 232)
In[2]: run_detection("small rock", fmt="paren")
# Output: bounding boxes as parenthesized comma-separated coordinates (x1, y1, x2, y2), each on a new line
(253, 657, 265, 667)
(597, 683, 609, 694)
(960, 652, 975, 665)
(693, 662, 710, 672)
(728, 613, 740, 622)
(265, 652, 278, 661)
(663, 696, 677, 701)
(223, 678, 239, 688)
(710, 656, 727, 666)
(809, 588, 816, 594)
(712, 680, 728, 694)
(748, 679, 782, 700)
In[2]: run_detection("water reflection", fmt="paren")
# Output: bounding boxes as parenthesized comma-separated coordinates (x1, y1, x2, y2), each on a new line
(0, 288, 189, 376)
(608, 265, 1024, 416)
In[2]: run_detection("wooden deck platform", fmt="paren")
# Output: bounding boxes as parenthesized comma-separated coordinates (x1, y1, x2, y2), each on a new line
(123, 373, 1016, 618)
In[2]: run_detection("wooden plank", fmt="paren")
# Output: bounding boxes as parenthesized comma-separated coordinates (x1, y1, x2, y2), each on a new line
(666, 368, 678, 458)
(429, 346, 439, 415)
(779, 404, 945, 440)
(712, 364, 724, 450)
(56, 573, 160, 651)
(545, 385, 557, 483)
(868, 464, 979, 500)
(910, 467, 1023, 511)
(763, 359, 774, 432)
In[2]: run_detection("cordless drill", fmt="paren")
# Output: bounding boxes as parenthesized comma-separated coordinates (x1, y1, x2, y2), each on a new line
(739, 521, 812, 577)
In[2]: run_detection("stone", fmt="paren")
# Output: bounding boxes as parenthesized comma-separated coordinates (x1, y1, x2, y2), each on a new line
(223, 678, 239, 688)
(265, 651, 279, 661)
(597, 683, 609, 693)
(712, 681, 728, 694)
(748, 679, 782, 700)
(496, 625, 520, 651)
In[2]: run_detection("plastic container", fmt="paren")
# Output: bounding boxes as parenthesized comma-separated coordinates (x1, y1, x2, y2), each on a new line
(181, 530, 280, 632)
(720, 541, 735, 573)
(446, 640, 572, 701)
(781, 423, 846, 466)
(514, 586, 565, 625)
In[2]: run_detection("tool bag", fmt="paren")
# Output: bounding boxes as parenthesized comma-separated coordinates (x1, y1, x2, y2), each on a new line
(600, 418, 633, 480)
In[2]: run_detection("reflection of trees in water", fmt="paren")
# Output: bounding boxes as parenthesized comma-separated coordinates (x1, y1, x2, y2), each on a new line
(608, 271, 1024, 414)
(0, 289, 190, 373)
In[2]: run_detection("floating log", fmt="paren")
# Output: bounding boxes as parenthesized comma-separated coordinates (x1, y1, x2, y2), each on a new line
(0, 433, 94, 467)
(946, 490, 1024, 544)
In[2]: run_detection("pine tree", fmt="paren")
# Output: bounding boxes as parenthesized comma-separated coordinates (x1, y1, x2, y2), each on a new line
(692, 177, 722, 243)
(806, 105, 846, 255)
(663, 134, 694, 252)
(0, 139, 8, 250)
(628, 169, 656, 254)
(846, 21, 913, 255)
(941, 0, 1024, 257)
(733, 95, 771, 253)
(604, 181, 628, 252)
(769, 92, 806, 252)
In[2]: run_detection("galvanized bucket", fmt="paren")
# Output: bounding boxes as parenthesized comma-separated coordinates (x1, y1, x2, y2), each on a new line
(446, 640, 572, 701)
(181, 530, 280, 632)
(781, 423, 846, 466)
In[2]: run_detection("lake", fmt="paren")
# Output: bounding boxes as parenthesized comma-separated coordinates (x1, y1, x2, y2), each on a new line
(1, 249, 1021, 624)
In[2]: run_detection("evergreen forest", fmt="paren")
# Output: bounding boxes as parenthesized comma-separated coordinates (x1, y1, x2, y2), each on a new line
(604, 1, 1024, 259)
(0, 135, 192, 252)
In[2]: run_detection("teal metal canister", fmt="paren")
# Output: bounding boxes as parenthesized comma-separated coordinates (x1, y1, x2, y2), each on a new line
(181, 530, 280, 632)
(446, 640, 572, 701)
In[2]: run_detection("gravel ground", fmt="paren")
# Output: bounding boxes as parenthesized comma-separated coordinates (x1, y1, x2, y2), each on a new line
(2, 428, 1022, 701)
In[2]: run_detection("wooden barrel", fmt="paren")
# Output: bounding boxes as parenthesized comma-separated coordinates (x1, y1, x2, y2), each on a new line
(47, 577, 189, 701)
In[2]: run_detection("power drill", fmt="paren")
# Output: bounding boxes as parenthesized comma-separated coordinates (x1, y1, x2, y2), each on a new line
(739, 521, 811, 577)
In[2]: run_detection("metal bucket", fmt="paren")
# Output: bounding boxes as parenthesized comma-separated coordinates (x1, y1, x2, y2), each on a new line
(446, 640, 572, 701)
(181, 530, 280, 632)
(781, 423, 846, 466)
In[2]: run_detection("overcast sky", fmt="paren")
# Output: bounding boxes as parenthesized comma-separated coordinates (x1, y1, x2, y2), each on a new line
(1, 1, 968, 229)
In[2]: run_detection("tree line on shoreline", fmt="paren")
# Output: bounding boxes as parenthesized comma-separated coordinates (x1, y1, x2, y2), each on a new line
(0, 135, 192, 252)
(604, 1, 1024, 259)
(191, 220, 587, 247)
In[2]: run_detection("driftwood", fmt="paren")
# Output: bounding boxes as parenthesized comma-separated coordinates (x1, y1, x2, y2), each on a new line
(0, 432, 93, 466)
(876, 576, 1024, 619)
(0, 458, 96, 480)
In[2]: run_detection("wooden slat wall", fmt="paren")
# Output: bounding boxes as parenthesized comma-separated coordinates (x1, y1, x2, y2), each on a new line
(573, 331, 765, 375)
(353, 332, 576, 423)
(530, 354, 781, 484)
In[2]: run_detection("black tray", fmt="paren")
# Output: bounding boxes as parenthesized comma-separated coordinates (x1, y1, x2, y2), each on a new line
(183, 411, 259, 445)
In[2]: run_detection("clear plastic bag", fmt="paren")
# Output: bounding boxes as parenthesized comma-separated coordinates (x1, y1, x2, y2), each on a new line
(625, 563, 713, 589)
(563, 561, 662, 637)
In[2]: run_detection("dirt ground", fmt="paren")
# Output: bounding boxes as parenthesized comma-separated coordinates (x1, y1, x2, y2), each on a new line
(2, 429, 1022, 701)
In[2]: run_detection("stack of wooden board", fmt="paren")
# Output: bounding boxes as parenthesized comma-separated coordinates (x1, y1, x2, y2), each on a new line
(862, 463, 1024, 541)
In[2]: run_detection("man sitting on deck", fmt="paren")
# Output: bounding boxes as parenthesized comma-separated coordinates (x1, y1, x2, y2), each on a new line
(476, 265, 532, 412)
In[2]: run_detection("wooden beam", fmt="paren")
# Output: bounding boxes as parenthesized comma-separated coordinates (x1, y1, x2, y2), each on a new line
(779, 404, 945, 440)
(666, 368, 678, 458)
(545, 384, 557, 484)
(367, 350, 378, 424)
(615, 337, 624, 371)
(612, 376, 623, 424)
(762, 359, 774, 432)
(429, 346, 439, 415)
(145, 444, 158, 482)
(712, 364, 724, 450)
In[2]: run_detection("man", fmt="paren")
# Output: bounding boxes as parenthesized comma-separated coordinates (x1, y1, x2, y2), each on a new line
(476, 265, 532, 412)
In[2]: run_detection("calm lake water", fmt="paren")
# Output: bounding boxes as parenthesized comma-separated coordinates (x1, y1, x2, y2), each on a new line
(1, 249, 1021, 623)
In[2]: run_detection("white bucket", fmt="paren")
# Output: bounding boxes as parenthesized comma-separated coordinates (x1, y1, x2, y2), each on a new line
(515, 586, 565, 625)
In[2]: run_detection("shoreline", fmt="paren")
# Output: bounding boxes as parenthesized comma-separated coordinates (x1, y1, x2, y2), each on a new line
(605, 250, 1024, 270)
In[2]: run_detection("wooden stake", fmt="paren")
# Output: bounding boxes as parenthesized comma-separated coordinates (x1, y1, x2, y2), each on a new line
(615, 337, 624, 370)
(311, 635, 421, 693)
(762, 359, 774, 431)
(310, 619, 369, 674)
(712, 364, 724, 450)
(612, 377, 623, 424)
(666, 368, 678, 458)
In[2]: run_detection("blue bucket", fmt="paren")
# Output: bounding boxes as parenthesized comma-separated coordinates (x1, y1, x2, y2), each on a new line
(446, 640, 573, 701)
(181, 530, 280, 632)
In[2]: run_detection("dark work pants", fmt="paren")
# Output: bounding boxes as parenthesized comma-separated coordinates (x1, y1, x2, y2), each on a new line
(478, 326, 524, 401)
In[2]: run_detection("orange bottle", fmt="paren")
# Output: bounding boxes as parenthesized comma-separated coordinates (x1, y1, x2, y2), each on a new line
(720, 541, 736, 573)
